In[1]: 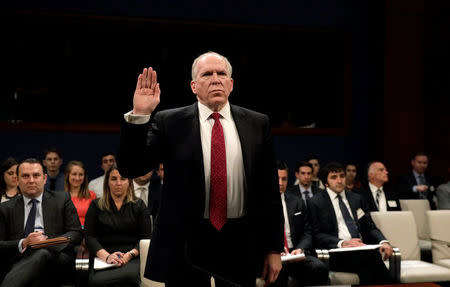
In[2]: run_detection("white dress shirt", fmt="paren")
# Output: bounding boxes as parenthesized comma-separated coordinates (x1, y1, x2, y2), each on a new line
(19, 193, 44, 252)
(281, 193, 294, 248)
(88, 175, 105, 198)
(133, 181, 150, 207)
(326, 188, 354, 246)
(369, 182, 387, 212)
(124, 101, 246, 218)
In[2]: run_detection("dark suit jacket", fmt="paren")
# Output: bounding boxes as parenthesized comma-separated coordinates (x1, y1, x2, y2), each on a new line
(148, 178, 162, 220)
(284, 192, 312, 253)
(308, 190, 386, 249)
(355, 184, 401, 212)
(118, 102, 283, 282)
(0, 190, 82, 259)
(397, 172, 437, 209)
(286, 184, 323, 204)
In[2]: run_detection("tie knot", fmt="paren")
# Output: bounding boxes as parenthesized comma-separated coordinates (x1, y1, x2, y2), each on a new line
(376, 189, 382, 194)
(29, 199, 37, 205)
(210, 112, 221, 121)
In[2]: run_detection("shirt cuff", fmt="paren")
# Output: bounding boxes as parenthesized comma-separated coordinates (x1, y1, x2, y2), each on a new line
(413, 185, 418, 193)
(124, 111, 151, 124)
(18, 239, 24, 252)
(379, 240, 390, 245)
(337, 240, 344, 248)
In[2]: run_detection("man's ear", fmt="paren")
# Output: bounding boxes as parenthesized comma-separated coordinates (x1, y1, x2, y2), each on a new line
(190, 81, 197, 94)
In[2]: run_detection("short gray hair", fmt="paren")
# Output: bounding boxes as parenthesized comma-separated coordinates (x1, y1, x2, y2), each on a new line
(191, 51, 233, 81)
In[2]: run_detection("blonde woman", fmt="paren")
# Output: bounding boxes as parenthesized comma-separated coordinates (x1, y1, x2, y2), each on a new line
(64, 161, 96, 226)
(85, 164, 151, 287)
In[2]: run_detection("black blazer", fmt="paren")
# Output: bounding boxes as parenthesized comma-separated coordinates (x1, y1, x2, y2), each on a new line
(0, 190, 82, 257)
(284, 191, 312, 253)
(308, 190, 386, 250)
(355, 184, 401, 212)
(118, 102, 283, 282)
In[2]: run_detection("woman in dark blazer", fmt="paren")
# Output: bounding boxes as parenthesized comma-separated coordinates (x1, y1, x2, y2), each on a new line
(85, 164, 151, 287)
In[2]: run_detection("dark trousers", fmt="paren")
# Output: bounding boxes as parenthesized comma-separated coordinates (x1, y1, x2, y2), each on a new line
(88, 257, 140, 287)
(1, 248, 74, 287)
(166, 218, 259, 287)
(272, 255, 329, 287)
(329, 249, 393, 285)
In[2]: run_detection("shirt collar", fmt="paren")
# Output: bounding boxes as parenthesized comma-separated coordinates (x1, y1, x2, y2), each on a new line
(198, 101, 232, 122)
(133, 181, 150, 190)
(412, 170, 424, 178)
(23, 192, 44, 205)
(299, 185, 311, 193)
(326, 187, 346, 201)
(369, 182, 383, 193)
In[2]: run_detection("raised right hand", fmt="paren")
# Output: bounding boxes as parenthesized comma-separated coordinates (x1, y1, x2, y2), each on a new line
(133, 67, 161, 115)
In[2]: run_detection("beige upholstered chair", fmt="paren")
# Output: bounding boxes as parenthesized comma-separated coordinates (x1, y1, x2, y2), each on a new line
(427, 210, 450, 269)
(139, 240, 165, 287)
(399, 199, 432, 260)
(371, 211, 450, 283)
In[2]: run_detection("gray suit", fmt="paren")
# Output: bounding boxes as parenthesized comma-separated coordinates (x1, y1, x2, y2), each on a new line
(0, 190, 82, 287)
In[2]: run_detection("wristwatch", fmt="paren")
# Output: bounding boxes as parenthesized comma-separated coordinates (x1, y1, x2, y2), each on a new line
(128, 250, 137, 258)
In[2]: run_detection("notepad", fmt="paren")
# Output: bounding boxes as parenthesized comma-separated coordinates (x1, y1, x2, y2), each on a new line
(281, 253, 306, 263)
(93, 257, 118, 270)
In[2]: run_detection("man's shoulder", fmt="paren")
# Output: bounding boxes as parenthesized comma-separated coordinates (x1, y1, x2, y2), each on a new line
(0, 196, 22, 212)
(155, 103, 197, 119)
(43, 190, 70, 203)
(230, 104, 269, 121)
(286, 185, 299, 193)
(89, 175, 104, 184)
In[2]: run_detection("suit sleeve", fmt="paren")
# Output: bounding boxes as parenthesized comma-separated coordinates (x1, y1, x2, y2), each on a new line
(357, 195, 386, 243)
(118, 113, 164, 179)
(61, 193, 82, 247)
(0, 204, 21, 254)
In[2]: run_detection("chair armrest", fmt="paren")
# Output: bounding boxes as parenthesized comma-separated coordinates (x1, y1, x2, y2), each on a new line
(315, 249, 330, 268)
(389, 247, 401, 283)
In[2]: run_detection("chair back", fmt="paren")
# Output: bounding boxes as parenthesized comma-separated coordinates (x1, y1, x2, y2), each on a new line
(400, 199, 431, 240)
(371, 211, 420, 260)
(427, 210, 450, 263)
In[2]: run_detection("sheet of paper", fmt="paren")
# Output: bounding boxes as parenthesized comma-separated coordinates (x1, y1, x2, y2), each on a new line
(329, 244, 381, 253)
(93, 257, 118, 270)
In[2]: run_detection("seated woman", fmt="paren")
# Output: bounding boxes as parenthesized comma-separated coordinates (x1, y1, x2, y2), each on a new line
(65, 160, 96, 226)
(85, 164, 151, 287)
(0, 157, 20, 203)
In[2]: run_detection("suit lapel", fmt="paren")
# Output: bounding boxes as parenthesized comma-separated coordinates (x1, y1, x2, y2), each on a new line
(321, 192, 339, 234)
(188, 103, 206, 202)
(14, 197, 25, 236)
(42, 191, 51, 232)
(230, 105, 251, 186)
(345, 191, 359, 222)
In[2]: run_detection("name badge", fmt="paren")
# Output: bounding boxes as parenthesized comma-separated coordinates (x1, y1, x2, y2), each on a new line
(294, 211, 302, 216)
(430, 186, 435, 192)
(357, 208, 365, 220)
(387, 200, 398, 208)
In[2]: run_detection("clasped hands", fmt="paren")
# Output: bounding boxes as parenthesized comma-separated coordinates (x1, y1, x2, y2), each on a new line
(106, 251, 132, 267)
(22, 230, 48, 250)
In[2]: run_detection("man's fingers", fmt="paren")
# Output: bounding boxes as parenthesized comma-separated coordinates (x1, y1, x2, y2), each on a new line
(151, 69, 157, 90)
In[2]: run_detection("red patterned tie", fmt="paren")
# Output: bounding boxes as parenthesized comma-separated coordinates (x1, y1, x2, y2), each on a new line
(209, 112, 227, 230)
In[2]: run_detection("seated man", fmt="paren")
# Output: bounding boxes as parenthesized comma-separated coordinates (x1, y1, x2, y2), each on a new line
(355, 161, 401, 212)
(0, 158, 82, 287)
(273, 161, 328, 287)
(308, 162, 394, 285)
(286, 161, 323, 206)
(88, 151, 116, 198)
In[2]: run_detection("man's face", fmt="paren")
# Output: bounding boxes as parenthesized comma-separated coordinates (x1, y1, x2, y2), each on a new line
(368, 162, 389, 185)
(101, 155, 116, 172)
(18, 163, 47, 198)
(326, 171, 346, 194)
(296, 166, 313, 188)
(278, 169, 288, 194)
(411, 155, 428, 174)
(308, 159, 320, 177)
(345, 165, 357, 181)
(42, 152, 62, 173)
(190, 54, 233, 112)
(156, 163, 164, 181)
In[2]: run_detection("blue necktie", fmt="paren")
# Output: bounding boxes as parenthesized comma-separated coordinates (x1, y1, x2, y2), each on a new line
(337, 194, 359, 238)
(24, 199, 37, 237)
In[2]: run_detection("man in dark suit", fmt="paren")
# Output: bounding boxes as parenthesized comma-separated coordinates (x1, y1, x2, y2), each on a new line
(286, 161, 323, 206)
(118, 51, 284, 287)
(355, 161, 401, 212)
(0, 158, 82, 287)
(273, 161, 328, 287)
(308, 162, 393, 284)
(397, 152, 437, 209)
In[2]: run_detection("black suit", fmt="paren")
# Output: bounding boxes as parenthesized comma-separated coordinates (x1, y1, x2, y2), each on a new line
(118, 102, 283, 286)
(355, 184, 401, 212)
(273, 192, 328, 287)
(397, 172, 437, 209)
(148, 178, 162, 220)
(308, 190, 392, 284)
(0, 191, 82, 286)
